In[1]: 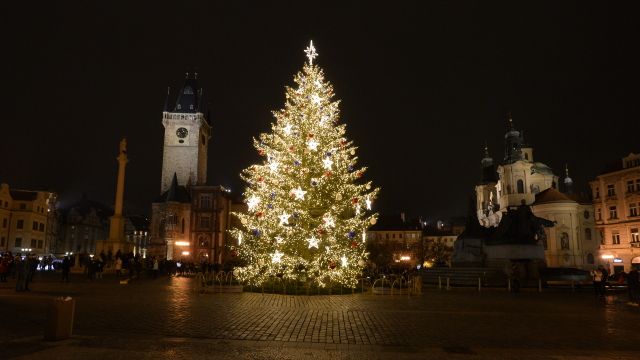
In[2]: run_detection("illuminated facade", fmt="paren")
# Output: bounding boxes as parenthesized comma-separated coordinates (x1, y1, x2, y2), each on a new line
(0, 183, 57, 255)
(590, 152, 640, 272)
(150, 74, 239, 263)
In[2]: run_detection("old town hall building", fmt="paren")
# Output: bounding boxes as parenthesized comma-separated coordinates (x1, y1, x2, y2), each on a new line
(149, 74, 242, 264)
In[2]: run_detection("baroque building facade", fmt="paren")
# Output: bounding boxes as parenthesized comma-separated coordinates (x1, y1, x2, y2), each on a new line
(590, 152, 640, 272)
(149, 74, 241, 264)
(474, 114, 598, 269)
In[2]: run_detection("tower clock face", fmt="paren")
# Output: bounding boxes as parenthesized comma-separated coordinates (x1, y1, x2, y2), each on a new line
(176, 127, 189, 138)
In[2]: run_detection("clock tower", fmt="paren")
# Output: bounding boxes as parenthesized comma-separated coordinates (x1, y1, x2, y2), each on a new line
(160, 73, 211, 194)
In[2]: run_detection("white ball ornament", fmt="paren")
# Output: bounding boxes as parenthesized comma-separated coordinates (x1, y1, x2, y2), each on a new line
(370, 218, 377, 225)
(357, 259, 365, 267)
(336, 193, 342, 201)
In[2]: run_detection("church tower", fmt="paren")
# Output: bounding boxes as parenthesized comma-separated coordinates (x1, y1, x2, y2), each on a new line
(160, 73, 211, 194)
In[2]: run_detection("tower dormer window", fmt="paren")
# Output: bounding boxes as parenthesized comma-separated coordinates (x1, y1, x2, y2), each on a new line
(177, 104, 182, 110)
(189, 104, 194, 110)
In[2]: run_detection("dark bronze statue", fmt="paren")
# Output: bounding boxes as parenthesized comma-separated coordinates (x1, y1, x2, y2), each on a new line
(487, 200, 555, 245)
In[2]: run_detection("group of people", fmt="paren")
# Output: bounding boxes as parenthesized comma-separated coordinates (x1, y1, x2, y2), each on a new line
(0, 252, 40, 291)
(591, 265, 640, 305)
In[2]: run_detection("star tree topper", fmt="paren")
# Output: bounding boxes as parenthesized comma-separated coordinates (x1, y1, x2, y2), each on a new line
(304, 40, 318, 65)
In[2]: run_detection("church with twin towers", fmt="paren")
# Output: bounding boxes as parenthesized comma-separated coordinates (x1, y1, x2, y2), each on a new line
(149, 73, 242, 264)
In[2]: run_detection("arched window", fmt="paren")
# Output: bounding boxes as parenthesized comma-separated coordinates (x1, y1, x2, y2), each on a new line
(517, 179, 525, 194)
(587, 253, 594, 264)
(199, 235, 210, 248)
(585, 228, 592, 241)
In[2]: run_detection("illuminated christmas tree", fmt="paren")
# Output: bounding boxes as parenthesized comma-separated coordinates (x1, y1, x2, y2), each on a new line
(231, 41, 379, 288)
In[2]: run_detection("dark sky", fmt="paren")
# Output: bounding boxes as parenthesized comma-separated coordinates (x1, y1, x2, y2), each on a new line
(4, 1, 639, 219)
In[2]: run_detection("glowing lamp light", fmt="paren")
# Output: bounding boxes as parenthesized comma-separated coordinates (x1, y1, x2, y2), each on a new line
(175, 241, 190, 246)
(601, 254, 614, 260)
(181, 251, 190, 256)
(400, 256, 411, 261)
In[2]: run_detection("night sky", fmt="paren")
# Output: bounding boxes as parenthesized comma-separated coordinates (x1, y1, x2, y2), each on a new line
(4, 1, 639, 219)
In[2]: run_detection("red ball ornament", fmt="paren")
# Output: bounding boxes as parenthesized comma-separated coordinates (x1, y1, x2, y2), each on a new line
(308, 133, 314, 138)
(231, 250, 238, 257)
(317, 228, 326, 235)
(324, 171, 332, 177)
(256, 212, 263, 217)
(356, 171, 363, 178)
(289, 146, 295, 152)
(351, 241, 358, 248)
(258, 176, 264, 182)
(351, 198, 359, 204)
(258, 149, 265, 156)
(329, 262, 337, 269)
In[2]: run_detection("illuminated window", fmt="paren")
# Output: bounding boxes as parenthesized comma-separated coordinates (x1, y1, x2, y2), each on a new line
(631, 229, 639, 243)
(612, 232, 620, 245)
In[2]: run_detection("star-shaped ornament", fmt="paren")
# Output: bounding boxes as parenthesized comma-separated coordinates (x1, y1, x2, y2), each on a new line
(271, 251, 283, 263)
(279, 213, 291, 226)
(341, 255, 348, 267)
(247, 196, 260, 211)
(304, 40, 318, 65)
(322, 158, 333, 170)
(292, 187, 307, 200)
(269, 161, 279, 173)
(275, 236, 284, 244)
(307, 236, 319, 249)
(283, 124, 293, 135)
(307, 139, 319, 151)
(323, 215, 335, 228)
(365, 198, 372, 210)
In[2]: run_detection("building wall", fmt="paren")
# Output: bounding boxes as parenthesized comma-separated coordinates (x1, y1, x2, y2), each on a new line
(366, 229, 423, 266)
(0, 184, 12, 251)
(5, 190, 54, 255)
(532, 202, 599, 269)
(591, 153, 640, 272)
(160, 112, 210, 193)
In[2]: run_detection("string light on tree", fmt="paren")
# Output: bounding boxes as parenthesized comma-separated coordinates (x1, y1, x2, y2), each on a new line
(231, 40, 379, 288)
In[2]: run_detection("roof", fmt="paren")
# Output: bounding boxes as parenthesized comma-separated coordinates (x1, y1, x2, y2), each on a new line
(9, 190, 38, 201)
(154, 173, 191, 203)
(368, 214, 421, 231)
(533, 188, 575, 205)
(173, 75, 200, 113)
(531, 162, 554, 176)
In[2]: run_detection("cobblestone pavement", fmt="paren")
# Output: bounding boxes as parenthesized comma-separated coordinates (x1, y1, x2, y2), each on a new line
(1, 273, 639, 359)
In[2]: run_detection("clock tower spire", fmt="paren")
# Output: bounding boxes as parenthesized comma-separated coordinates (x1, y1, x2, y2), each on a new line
(160, 73, 211, 194)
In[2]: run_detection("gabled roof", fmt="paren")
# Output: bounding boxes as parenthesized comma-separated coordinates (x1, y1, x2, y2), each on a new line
(533, 188, 576, 205)
(154, 173, 191, 203)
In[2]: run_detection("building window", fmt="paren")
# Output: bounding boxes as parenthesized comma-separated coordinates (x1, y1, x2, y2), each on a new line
(200, 195, 212, 209)
(612, 232, 620, 245)
(607, 184, 615, 197)
(0, 237, 4, 246)
(517, 179, 525, 194)
(37, 240, 43, 249)
(560, 232, 570, 250)
(31, 239, 37, 247)
(19, 203, 26, 210)
(39, 223, 45, 232)
(596, 208, 602, 221)
(32, 221, 38, 230)
(594, 186, 600, 199)
(631, 228, 639, 243)
(609, 206, 617, 219)
(199, 235, 210, 248)
(587, 253, 594, 264)
(630, 203, 638, 217)
(636, 179, 640, 192)
(17, 220, 24, 229)
(628, 180, 635, 193)
(200, 216, 210, 229)
(385, 233, 389, 240)
(600, 231, 605, 245)
(181, 218, 185, 233)
(585, 228, 592, 241)
(399, 233, 403, 239)
(15, 238, 22, 247)
(2, 218, 6, 228)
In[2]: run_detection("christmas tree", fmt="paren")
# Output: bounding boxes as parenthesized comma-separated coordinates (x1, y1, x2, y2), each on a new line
(231, 41, 379, 288)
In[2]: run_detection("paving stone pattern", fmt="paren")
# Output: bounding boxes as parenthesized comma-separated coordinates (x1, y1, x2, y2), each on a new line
(1, 273, 640, 357)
